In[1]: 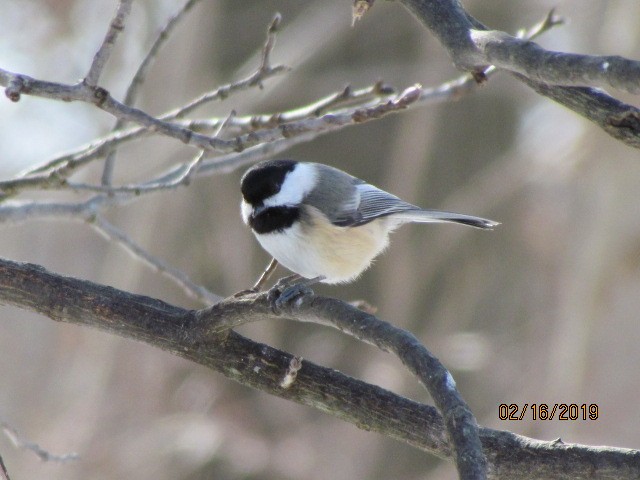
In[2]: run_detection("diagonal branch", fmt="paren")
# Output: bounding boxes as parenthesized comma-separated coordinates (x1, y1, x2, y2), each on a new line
(0, 420, 79, 463)
(90, 214, 222, 304)
(399, 0, 640, 93)
(0, 455, 9, 480)
(163, 13, 288, 120)
(84, 0, 134, 87)
(198, 293, 487, 479)
(124, 0, 204, 109)
(397, 1, 640, 149)
(101, 0, 206, 186)
(0, 258, 638, 479)
(0, 11, 567, 201)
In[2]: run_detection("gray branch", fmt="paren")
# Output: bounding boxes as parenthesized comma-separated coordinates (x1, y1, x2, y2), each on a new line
(0, 257, 637, 479)
(84, 0, 133, 87)
(398, 0, 640, 148)
(199, 293, 487, 479)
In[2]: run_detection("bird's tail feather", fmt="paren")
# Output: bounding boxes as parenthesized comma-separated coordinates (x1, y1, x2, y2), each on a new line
(390, 209, 499, 229)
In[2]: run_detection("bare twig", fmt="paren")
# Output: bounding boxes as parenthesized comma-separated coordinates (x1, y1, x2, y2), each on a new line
(0, 453, 10, 480)
(0, 10, 565, 200)
(165, 13, 287, 120)
(1, 421, 79, 463)
(399, 2, 640, 147)
(102, 0, 205, 185)
(126, 0, 203, 108)
(90, 215, 222, 304)
(68, 111, 237, 195)
(69, 150, 206, 194)
(84, 0, 133, 87)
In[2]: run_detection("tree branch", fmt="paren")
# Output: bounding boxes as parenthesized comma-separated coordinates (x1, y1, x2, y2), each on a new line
(200, 291, 487, 479)
(397, 1, 640, 149)
(1, 8, 564, 200)
(101, 0, 206, 185)
(0, 257, 638, 479)
(83, 0, 133, 87)
(90, 214, 221, 304)
(0, 420, 79, 463)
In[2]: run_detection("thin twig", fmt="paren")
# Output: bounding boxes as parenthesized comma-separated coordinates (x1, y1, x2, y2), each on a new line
(126, 0, 203, 107)
(19, 14, 288, 182)
(166, 13, 287, 120)
(90, 215, 222, 304)
(0, 453, 10, 480)
(0, 11, 566, 200)
(102, 0, 205, 185)
(69, 150, 206, 194)
(1, 421, 79, 463)
(84, 0, 133, 87)
(67, 111, 237, 195)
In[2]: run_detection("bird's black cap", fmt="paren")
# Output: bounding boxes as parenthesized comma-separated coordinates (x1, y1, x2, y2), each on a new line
(240, 159, 298, 205)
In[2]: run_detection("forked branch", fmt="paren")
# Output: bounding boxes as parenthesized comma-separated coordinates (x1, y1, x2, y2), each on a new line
(0, 258, 637, 480)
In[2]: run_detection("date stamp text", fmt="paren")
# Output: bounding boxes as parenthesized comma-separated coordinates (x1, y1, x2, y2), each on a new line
(498, 403, 599, 421)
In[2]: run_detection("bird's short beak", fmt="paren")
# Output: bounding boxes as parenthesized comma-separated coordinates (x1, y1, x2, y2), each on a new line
(253, 204, 267, 216)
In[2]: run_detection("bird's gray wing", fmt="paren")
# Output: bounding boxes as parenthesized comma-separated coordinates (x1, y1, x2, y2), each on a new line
(302, 165, 406, 227)
(326, 182, 420, 227)
(335, 183, 497, 229)
(305, 164, 498, 229)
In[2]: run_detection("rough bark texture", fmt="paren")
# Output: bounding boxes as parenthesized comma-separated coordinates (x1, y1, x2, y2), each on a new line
(399, 0, 640, 149)
(0, 257, 638, 479)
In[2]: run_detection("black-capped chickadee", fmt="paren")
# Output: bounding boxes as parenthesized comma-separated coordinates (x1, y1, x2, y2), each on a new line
(241, 159, 498, 287)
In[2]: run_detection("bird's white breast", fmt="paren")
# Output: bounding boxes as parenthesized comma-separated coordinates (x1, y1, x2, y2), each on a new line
(253, 206, 392, 284)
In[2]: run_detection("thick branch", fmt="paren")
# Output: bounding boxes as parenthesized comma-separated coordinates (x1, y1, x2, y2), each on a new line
(0, 258, 638, 479)
(199, 293, 486, 479)
(400, 0, 640, 92)
(398, 1, 640, 148)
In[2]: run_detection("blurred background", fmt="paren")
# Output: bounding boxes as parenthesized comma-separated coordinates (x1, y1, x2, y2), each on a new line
(1, 0, 640, 478)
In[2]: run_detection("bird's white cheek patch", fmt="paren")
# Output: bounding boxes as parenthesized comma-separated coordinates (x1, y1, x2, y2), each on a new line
(263, 163, 317, 207)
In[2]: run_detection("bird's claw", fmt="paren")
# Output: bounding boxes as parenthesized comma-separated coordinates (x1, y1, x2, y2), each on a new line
(232, 287, 259, 298)
(268, 276, 314, 311)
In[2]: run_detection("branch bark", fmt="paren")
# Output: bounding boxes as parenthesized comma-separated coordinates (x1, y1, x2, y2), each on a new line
(0, 257, 638, 479)
(398, 0, 640, 149)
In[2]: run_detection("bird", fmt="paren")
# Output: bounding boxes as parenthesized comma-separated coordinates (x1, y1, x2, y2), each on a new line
(240, 159, 498, 296)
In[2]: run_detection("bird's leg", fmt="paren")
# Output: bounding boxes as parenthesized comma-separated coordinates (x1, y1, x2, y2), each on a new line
(252, 258, 279, 291)
(268, 275, 325, 309)
(233, 258, 280, 297)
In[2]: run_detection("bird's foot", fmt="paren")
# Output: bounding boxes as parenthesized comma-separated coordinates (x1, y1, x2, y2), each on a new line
(268, 275, 324, 311)
(232, 287, 259, 298)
